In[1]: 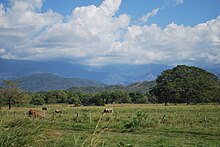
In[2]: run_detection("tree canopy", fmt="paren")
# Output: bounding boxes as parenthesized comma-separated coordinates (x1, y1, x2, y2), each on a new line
(150, 65, 220, 105)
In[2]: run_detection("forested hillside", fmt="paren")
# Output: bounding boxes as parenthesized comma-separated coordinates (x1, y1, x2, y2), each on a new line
(14, 73, 105, 92)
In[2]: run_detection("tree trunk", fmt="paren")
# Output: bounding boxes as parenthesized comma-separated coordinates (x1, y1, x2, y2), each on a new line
(186, 97, 189, 105)
(9, 97, 12, 109)
(165, 101, 167, 106)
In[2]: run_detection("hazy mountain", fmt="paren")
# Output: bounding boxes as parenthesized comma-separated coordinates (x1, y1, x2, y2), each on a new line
(1, 58, 218, 85)
(14, 73, 105, 92)
(91, 64, 172, 82)
(0, 58, 106, 81)
(0, 59, 172, 85)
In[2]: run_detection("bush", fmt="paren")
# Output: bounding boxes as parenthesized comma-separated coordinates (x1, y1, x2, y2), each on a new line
(30, 94, 45, 105)
(123, 110, 148, 131)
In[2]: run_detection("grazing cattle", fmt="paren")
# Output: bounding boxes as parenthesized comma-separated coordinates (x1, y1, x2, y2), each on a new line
(103, 108, 113, 113)
(28, 109, 43, 118)
(42, 107, 47, 110)
(55, 109, 62, 113)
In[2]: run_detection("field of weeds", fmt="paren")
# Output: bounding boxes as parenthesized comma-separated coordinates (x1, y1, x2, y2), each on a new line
(0, 104, 220, 146)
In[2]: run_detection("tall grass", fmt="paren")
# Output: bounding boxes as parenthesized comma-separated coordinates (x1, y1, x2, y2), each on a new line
(0, 104, 219, 146)
(0, 117, 44, 146)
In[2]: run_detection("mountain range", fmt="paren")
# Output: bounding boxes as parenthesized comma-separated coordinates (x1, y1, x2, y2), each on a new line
(0, 72, 156, 92)
(0, 58, 219, 87)
(14, 73, 105, 92)
(0, 58, 172, 85)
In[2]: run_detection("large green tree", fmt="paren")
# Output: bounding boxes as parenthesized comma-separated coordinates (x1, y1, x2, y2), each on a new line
(150, 65, 220, 105)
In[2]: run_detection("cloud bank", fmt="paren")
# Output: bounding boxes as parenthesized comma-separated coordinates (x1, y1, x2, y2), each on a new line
(0, 0, 219, 66)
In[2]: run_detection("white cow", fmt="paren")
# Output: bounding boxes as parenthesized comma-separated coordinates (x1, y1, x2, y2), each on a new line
(103, 108, 113, 113)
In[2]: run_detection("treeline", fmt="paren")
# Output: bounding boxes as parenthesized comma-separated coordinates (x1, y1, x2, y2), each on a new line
(0, 65, 220, 109)
(30, 90, 149, 106)
(0, 86, 149, 108)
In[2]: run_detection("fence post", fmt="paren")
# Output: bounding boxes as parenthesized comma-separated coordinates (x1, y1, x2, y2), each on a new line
(204, 116, 207, 127)
(76, 113, 79, 122)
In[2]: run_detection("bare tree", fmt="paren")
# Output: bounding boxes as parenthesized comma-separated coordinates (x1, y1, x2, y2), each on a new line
(2, 80, 23, 109)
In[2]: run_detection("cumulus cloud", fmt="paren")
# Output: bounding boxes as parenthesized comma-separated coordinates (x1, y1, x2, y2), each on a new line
(33, 0, 130, 61)
(0, 0, 219, 66)
(119, 16, 220, 65)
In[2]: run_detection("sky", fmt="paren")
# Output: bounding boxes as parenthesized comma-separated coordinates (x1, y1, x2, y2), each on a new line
(0, 0, 220, 66)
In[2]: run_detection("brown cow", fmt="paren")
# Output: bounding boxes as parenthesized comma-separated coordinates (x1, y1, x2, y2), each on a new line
(28, 109, 43, 118)
(103, 108, 113, 113)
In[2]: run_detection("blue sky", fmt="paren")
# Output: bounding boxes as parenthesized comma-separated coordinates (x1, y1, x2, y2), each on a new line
(41, 0, 220, 27)
(0, 0, 220, 66)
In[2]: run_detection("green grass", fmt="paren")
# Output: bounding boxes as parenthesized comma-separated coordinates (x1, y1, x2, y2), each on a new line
(0, 104, 220, 146)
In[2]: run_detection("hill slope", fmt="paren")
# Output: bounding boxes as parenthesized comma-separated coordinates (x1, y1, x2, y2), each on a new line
(69, 80, 156, 93)
(14, 73, 105, 92)
(128, 81, 156, 92)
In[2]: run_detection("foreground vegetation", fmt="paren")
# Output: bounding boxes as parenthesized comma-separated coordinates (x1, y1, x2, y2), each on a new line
(0, 104, 220, 146)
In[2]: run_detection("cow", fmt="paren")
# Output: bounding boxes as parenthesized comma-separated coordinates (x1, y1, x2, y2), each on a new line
(42, 107, 47, 110)
(28, 109, 43, 118)
(103, 108, 113, 113)
(55, 109, 62, 113)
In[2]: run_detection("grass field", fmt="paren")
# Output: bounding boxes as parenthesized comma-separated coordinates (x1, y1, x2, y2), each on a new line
(0, 104, 220, 147)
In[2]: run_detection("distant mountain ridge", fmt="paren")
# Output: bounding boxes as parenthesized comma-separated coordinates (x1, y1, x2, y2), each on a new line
(0, 58, 219, 85)
(3, 72, 155, 92)
(14, 73, 105, 92)
(0, 58, 172, 85)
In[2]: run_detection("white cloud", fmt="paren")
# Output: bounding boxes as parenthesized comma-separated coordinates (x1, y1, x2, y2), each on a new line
(34, 0, 130, 60)
(139, 8, 159, 24)
(0, 0, 63, 60)
(0, 0, 219, 66)
(174, 0, 184, 5)
(165, 0, 184, 6)
(118, 16, 220, 65)
(0, 0, 62, 30)
(0, 48, 5, 54)
(0, 3, 5, 16)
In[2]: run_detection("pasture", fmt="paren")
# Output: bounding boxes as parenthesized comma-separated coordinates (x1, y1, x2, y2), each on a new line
(0, 104, 220, 146)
